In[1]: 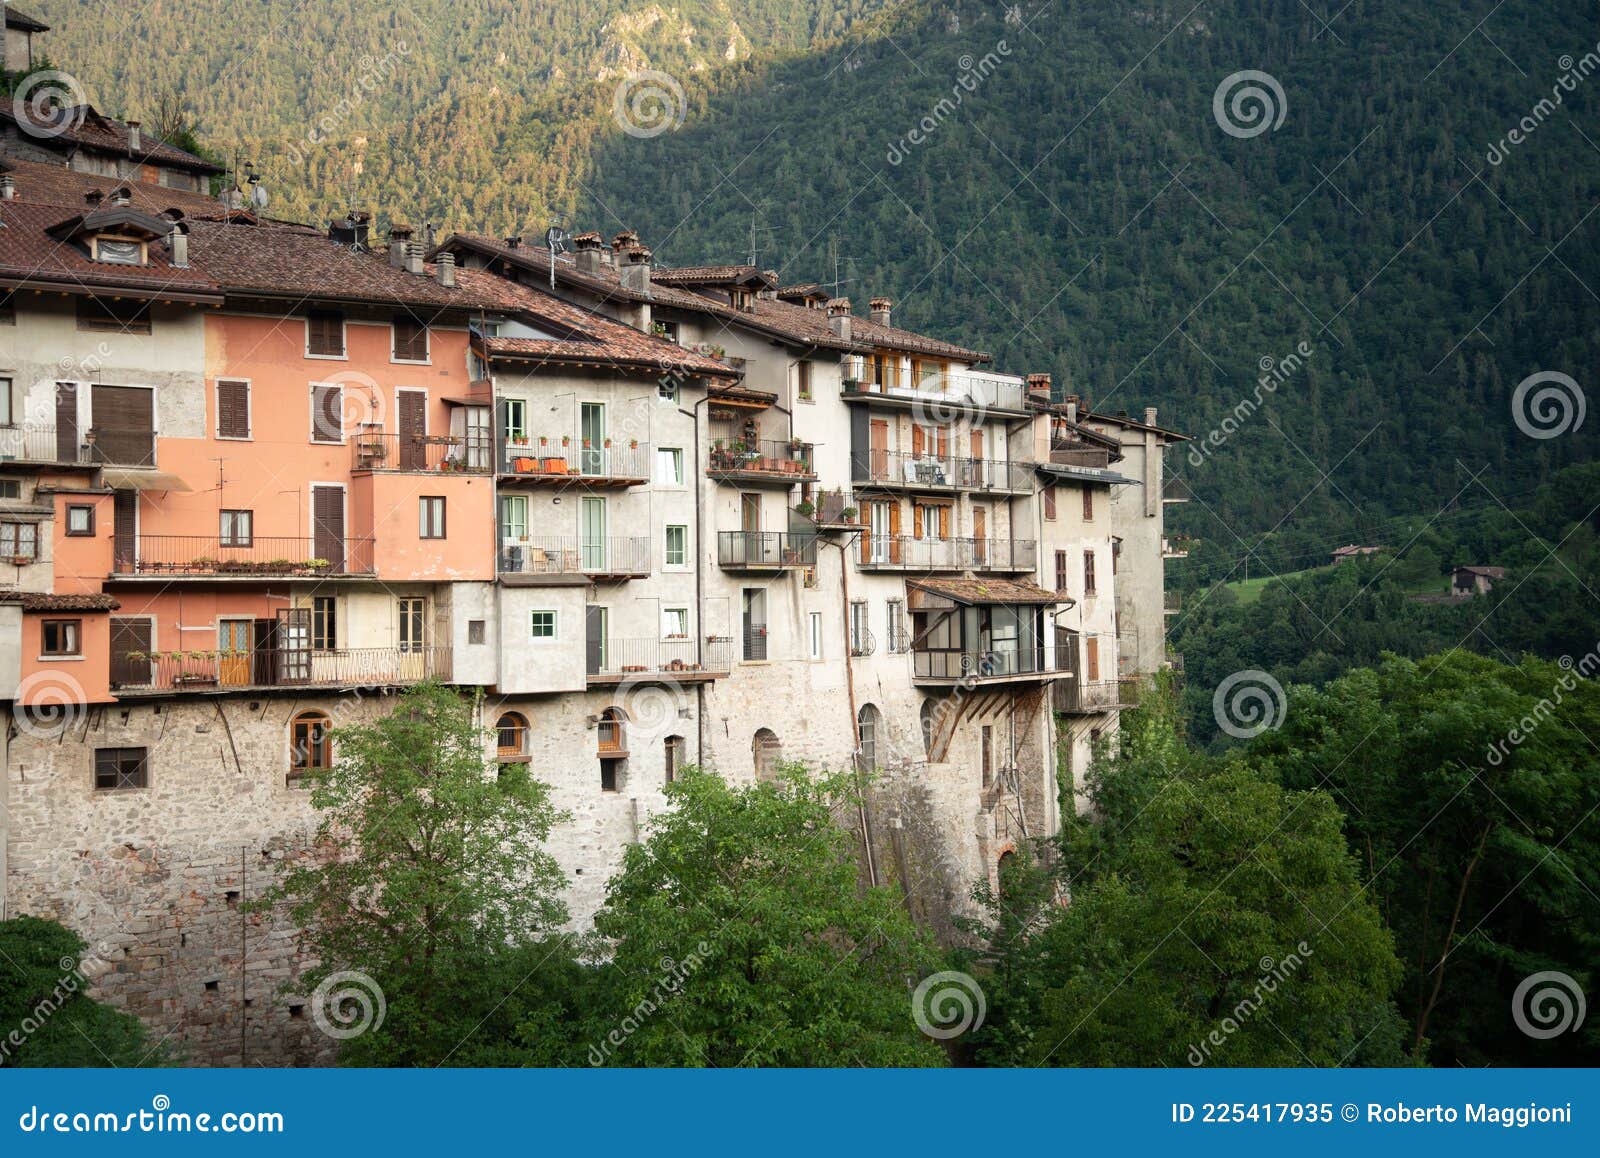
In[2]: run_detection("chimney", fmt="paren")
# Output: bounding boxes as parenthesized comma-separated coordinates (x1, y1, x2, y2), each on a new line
(504, 234, 521, 249)
(869, 296, 892, 327)
(168, 223, 189, 267)
(406, 239, 424, 275)
(1065, 395, 1079, 423)
(827, 298, 853, 343)
(572, 232, 603, 275)
(127, 120, 141, 154)
(1026, 373, 1052, 405)
(435, 251, 456, 288)
(1144, 406, 1158, 427)
(619, 244, 652, 293)
(387, 224, 414, 268)
(611, 229, 639, 255)
(0, 175, 16, 200)
(84, 189, 103, 207)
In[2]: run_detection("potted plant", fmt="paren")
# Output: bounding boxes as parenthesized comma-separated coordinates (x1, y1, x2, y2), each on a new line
(628, 438, 639, 449)
(840, 506, 858, 521)
(542, 456, 567, 474)
(561, 435, 571, 447)
(539, 436, 548, 447)
(795, 499, 815, 517)
(603, 438, 612, 449)
(515, 455, 536, 473)
(306, 558, 331, 572)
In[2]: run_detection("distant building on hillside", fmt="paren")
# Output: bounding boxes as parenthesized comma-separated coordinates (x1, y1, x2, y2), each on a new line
(3, 4, 47, 71)
(1451, 565, 1505, 596)
(1331, 544, 1383, 564)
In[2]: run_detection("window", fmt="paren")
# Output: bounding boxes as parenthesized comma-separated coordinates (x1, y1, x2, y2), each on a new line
(849, 599, 871, 655)
(808, 611, 823, 660)
(419, 496, 446, 539)
(664, 524, 687, 567)
(887, 599, 908, 653)
(1043, 484, 1057, 521)
(1084, 550, 1097, 596)
(76, 297, 150, 334)
(289, 712, 331, 782)
(66, 505, 94, 536)
(496, 712, 529, 759)
(656, 447, 684, 485)
(981, 724, 994, 788)
(392, 316, 429, 362)
(311, 596, 337, 650)
(94, 236, 142, 265)
(41, 619, 81, 656)
(501, 398, 527, 443)
(1, 522, 37, 560)
(1055, 550, 1069, 594)
(530, 610, 557, 639)
(216, 379, 250, 439)
(661, 607, 689, 639)
(468, 619, 486, 645)
(306, 310, 345, 357)
(499, 494, 528, 541)
(598, 707, 627, 790)
(1082, 487, 1095, 521)
(1112, 537, 1122, 576)
(753, 728, 782, 782)
(658, 378, 678, 405)
(0, 377, 11, 424)
(856, 704, 881, 771)
(219, 509, 253, 547)
(398, 597, 426, 652)
(311, 383, 344, 443)
(0, 481, 19, 500)
(796, 360, 813, 401)
(94, 747, 148, 790)
(664, 735, 686, 783)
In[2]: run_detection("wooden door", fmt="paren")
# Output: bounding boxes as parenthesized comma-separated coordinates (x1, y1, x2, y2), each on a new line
(312, 485, 345, 572)
(54, 383, 78, 462)
(218, 620, 252, 686)
(1086, 636, 1100, 682)
(109, 617, 151, 687)
(397, 391, 426, 469)
(586, 606, 607, 674)
(275, 608, 311, 685)
(973, 507, 987, 565)
(112, 490, 137, 571)
(869, 420, 889, 479)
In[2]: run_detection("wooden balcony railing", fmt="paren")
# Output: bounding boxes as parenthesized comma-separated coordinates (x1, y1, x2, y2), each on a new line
(1050, 445, 1112, 469)
(352, 432, 493, 474)
(112, 646, 450, 694)
(112, 536, 376, 577)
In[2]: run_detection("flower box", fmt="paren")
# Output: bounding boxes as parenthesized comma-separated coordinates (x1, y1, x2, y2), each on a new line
(513, 457, 536, 473)
(541, 457, 568, 474)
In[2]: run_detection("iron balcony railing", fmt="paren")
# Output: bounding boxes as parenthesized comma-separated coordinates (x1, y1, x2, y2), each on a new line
(850, 627, 876, 657)
(853, 448, 1032, 492)
(587, 636, 734, 681)
(840, 366, 1028, 413)
(706, 438, 816, 482)
(742, 623, 768, 661)
(112, 646, 450, 693)
(857, 536, 1037, 572)
(112, 536, 376, 577)
(352, 432, 493, 474)
(1053, 679, 1126, 713)
(717, 531, 818, 569)
(501, 438, 650, 481)
(499, 535, 650, 577)
(0, 424, 93, 465)
(912, 646, 1067, 682)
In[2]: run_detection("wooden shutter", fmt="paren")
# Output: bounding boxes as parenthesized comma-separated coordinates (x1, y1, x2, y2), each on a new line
(90, 385, 154, 465)
(113, 490, 136, 569)
(1086, 636, 1100, 682)
(312, 485, 346, 571)
(870, 419, 889, 478)
(911, 425, 925, 456)
(859, 502, 873, 564)
(307, 310, 344, 356)
(311, 384, 343, 443)
(398, 391, 426, 469)
(1043, 485, 1056, 520)
(935, 427, 948, 459)
(911, 501, 924, 539)
(937, 505, 950, 539)
(970, 430, 983, 461)
(54, 382, 78, 462)
(217, 380, 249, 438)
(1084, 550, 1096, 595)
(888, 502, 902, 563)
(393, 317, 428, 362)
(1055, 550, 1068, 593)
(1083, 487, 1094, 521)
(109, 617, 151, 686)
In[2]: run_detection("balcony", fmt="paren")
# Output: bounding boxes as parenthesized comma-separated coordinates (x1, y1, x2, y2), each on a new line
(717, 531, 817, 571)
(1164, 588, 1182, 615)
(1162, 476, 1193, 504)
(499, 536, 650, 583)
(0, 424, 94, 466)
(799, 488, 865, 532)
(706, 439, 816, 486)
(1162, 537, 1190, 560)
(911, 646, 1069, 685)
(113, 646, 450, 695)
(840, 368, 1029, 416)
(352, 432, 492, 474)
(857, 536, 1036, 573)
(853, 449, 1032, 494)
(1053, 679, 1128, 713)
(849, 628, 876, 658)
(500, 439, 650, 488)
(741, 624, 768, 662)
(110, 536, 376, 579)
(1050, 444, 1113, 470)
(586, 637, 733, 685)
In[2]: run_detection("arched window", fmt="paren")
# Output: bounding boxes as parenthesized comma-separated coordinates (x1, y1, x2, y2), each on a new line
(664, 734, 686, 783)
(496, 712, 529, 760)
(856, 703, 881, 771)
(598, 707, 627, 792)
(289, 710, 331, 784)
(752, 728, 782, 781)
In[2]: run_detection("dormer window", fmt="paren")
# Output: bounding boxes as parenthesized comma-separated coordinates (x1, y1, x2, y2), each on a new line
(93, 236, 144, 265)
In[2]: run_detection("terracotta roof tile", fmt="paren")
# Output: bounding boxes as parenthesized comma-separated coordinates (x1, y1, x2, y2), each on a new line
(909, 577, 1061, 605)
(0, 591, 120, 611)
(0, 105, 221, 173)
(0, 201, 220, 299)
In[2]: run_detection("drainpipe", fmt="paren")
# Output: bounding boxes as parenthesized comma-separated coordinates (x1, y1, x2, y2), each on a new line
(678, 389, 709, 766)
(827, 536, 878, 888)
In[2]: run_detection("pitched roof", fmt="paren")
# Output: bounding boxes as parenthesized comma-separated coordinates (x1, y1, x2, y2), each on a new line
(4, 5, 49, 32)
(0, 105, 222, 174)
(1455, 565, 1506, 578)
(0, 591, 120, 611)
(652, 264, 776, 289)
(0, 201, 221, 300)
(909, 577, 1062, 605)
(1081, 409, 1191, 442)
(0, 157, 284, 222)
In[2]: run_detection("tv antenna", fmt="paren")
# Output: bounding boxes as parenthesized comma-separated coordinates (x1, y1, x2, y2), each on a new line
(544, 214, 571, 290)
(825, 236, 855, 298)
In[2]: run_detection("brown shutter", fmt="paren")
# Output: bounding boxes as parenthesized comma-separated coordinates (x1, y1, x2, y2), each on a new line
(888, 502, 902, 563)
(398, 391, 427, 469)
(1084, 550, 1096, 595)
(54, 382, 78, 462)
(1055, 550, 1068, 593)
(911, 425, 925, 457)
(113, 490, 137, 569)
(109, 617, 152, 686)
(1086, 637, 1100, 682)
(393, 317, 428, 362)
(308, 311, 344, 356)
(859, 503, 872, 564)
(911, 502, 924, 539)
(937, 505, 950, 539)
(970, 430, 982, 460)
(312, 384, 343, 442)
(217, 380, 249, 438)
(935, 427, 948, 459)
(1043, 485, 1056, 520)
(90, 385, 154, 465)
(312, 485, 346, 571)
(1083, 487, 1094, 521)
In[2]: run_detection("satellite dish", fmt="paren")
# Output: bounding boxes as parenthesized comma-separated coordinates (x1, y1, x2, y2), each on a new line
(251, 185, 269, 210)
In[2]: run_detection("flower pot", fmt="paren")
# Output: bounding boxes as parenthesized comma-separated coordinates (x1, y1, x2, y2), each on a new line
(514, 457, 535, 473)
(541, 457, 568, 474)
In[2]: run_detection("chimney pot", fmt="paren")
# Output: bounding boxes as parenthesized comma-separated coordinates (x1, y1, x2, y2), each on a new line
(505, 235, 521, 249)
(619, 244, 652, 293)
(826, 298, 853, 342)
(1144, 406, 1158, 427)
(436, 251, 456, 288)
(406, 240, 424, 275)
(0, 175, 16, 200)
(1026, 373, 1052, 403)
(168, 224, 189, 268)
(84, 190, 103, 207)
(869, 296, 892, 327)
(127, 120, 141, 154)
(387, 224, 413, 268)
(572, 231, 603, 275)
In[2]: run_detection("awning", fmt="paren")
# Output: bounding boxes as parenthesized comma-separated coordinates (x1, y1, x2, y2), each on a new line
(101, 468, 192, 492)
(1035, 462, 1140, 486)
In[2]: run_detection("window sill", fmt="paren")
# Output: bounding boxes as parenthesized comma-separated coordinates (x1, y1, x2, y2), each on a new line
(305, 353, 349, 362)
(390, 358, 432, 367)
(37, 654, 84, 662)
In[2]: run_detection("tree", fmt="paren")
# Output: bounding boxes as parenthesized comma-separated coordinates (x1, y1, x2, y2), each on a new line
(590, 766, 945, 1067)
(0, 917, 160, 1067)
(967, 689, 1408, 1067)
(257, 681, 573, 1065)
